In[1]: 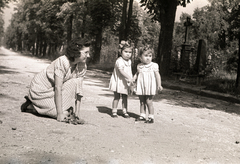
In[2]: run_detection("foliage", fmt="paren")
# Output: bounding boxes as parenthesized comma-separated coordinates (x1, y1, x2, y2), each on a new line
(203, 78, 236, 94)
(0, 0, 13, 13)
(87, 0, 112, 36)
(0, 13, 4, 38)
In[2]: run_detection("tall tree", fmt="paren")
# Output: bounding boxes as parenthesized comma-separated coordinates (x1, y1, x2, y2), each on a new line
(227, 4, 240, 91)
(140, 0, 193, 76)
(88, 0, 112, 64)
(0, 13, 4, 40)
(119, 0, 134, 42)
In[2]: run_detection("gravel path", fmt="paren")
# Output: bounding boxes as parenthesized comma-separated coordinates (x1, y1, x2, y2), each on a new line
(0, 47, 240, 164)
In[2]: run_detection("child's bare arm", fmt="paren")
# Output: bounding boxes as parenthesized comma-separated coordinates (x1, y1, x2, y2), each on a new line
(119, 69, 133, 83)
(133, 72, 138, 82)
(154, 71, 163, 92)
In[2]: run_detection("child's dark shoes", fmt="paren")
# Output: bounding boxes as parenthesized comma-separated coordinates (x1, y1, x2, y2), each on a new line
(123, 113, 130, 118)
(135, 116, 146, 122)
(145, 118, 154, 124)
(112, 113, 118, 118)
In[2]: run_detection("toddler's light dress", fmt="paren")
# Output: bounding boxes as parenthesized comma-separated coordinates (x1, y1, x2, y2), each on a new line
(28, 55, 86, 118)
(109, 57, 132, 95)
(135, 62, 159, 95)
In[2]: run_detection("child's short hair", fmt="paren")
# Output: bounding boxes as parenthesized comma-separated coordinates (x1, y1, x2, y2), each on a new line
(138, 45, 153, 57)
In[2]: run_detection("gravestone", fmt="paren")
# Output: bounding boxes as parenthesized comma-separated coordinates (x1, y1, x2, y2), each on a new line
(195, 39, 207, 74)
(180, 44, 192, 72)
(180, 17, 193, 73)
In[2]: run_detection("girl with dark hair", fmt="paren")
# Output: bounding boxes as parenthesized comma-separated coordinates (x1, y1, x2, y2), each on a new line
(21, 38, 91, 124)
(109, 40, 133, 118)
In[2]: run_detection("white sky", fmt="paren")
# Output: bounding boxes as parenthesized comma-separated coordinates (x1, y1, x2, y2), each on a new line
(3, 2, 16, 30)
(3, 0, 210, 30)
(175, 0, 210, 22)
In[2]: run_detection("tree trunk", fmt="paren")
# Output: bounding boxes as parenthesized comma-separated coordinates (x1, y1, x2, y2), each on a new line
(92, 28, 103, 64)
(17, 31, 22, 52)
(32, 40, 35, 56)
(235, 34, 240, 93)
(42, 39, 47, 58)
(125, 0, 133, 39)
(81, 12, 86, 38)
(39, 32, 43, 57)
(157, 0, 178, 76)
(119, 0, 128, 42)
(67, 14, 73, 44)
(36, 32, 40, 57)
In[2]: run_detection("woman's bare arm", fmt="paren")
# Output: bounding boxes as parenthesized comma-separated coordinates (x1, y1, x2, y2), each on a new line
(54, 75, 65, 121)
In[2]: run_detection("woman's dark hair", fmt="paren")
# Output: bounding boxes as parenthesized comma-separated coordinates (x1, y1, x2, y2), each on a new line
(66, 37, 91, 62)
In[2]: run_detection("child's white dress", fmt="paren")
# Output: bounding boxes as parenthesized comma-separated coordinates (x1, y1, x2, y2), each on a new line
(109, 57, 132, 95)
(136, 62, 159, 95)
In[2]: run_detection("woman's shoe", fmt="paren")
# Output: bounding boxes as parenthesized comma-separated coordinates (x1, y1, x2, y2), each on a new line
(21, 96, 32, 112)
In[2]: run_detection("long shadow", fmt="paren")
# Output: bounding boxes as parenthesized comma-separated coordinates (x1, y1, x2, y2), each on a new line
(0, 66, 19, 74)
(0, 93, 19, 100)
(21, 109, 54, 120)
(0, 149, 89, 164)
(97, 106, 139, 119)
(88, 70, 240, 116)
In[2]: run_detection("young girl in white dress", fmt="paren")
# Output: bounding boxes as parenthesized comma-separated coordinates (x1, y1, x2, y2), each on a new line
(109, 40, 133, 118)
(133, 46, 163, 123)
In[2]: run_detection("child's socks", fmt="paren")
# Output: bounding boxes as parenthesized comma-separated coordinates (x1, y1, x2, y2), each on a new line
(135, 113, 146, 121)
(122, 108, 130, 118)
(140, 113, 146, 119)
(112, 108, 118, 118)
(145, 114, 154, 123)
(148, 114, 154, 119)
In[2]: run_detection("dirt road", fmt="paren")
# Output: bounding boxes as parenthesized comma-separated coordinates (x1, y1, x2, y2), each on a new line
(0, 47, 240, 164)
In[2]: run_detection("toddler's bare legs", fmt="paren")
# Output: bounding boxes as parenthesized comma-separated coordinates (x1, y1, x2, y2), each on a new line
(112, 92, 120, 117)
(139, 95, 146, 114)
(146, 95, 154, 123)
(137, 95, 147, 120)
(122, 94, 129, 118)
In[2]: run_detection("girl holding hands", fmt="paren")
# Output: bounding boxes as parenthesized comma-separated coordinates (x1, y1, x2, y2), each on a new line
(109, 40, 133, 118)
(133, 46, 163, 123)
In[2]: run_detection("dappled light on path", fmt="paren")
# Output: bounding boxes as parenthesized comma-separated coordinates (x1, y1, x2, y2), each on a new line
(1, 47, 240, 163)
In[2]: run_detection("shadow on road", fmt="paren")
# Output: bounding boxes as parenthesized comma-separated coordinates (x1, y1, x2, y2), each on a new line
(0, 66, 19, 74)
(97, 106, 139, 119)
(0, 149, 88, 164)
(90, 71, 240, 116)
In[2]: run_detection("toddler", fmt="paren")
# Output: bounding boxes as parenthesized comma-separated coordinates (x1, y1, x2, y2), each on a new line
(133, 46, 163, 123)
(109, 40, 133, 118)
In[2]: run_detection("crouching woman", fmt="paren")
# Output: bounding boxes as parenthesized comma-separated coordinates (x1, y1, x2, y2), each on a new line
(21, 38, 91, 124)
